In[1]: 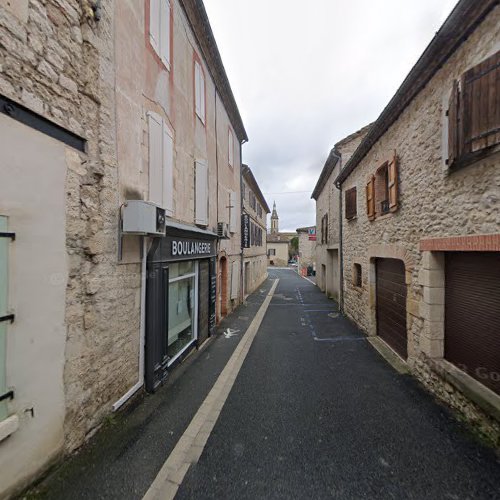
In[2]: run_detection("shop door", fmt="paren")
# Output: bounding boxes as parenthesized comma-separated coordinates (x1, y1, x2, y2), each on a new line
(445, 252, 500, 395)
(145, 262, 169, 392)
(376, 258, 407, 359)
(198, 260, 210, 345)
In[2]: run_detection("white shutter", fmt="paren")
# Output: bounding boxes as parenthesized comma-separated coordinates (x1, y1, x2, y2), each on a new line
(195, 160, 208, 225)
(149, 0, 160, 55)
(148, 112, 163, 206)
(230, 260, 239, 300)
(228, 130, 234, 167)
(229, 190, 237, 233)
(199, 69, 205, 124)
(160, 0, 170, 68)
(162, 123, 174, 215)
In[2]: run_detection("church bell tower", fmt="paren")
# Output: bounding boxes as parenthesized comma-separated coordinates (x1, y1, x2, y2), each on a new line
(270, 201, 279, 234)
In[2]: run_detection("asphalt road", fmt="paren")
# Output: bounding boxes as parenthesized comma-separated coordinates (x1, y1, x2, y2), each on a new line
(176, 269, 500, 500)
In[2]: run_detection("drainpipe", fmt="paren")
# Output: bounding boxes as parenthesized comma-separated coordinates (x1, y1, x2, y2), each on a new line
(331, 150, 344, 314)
(112, 236, 148, 411)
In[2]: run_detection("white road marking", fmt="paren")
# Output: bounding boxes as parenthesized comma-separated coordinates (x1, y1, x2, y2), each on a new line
(143, 279, 280, 500)
(223, 328, 240, 338)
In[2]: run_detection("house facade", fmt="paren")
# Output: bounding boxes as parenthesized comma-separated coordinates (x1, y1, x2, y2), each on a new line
(336, 0, 500, 438)
(312, 126, 370, 299)
(242, 165, 270, 296)
(0, 0, 246, 496)
(266, 202, 293, 266)
(296, 226, 316, 275)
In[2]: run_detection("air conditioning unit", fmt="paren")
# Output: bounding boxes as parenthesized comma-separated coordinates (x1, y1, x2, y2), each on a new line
(122, 200, 166, 237)
(217, 222, 230, 239)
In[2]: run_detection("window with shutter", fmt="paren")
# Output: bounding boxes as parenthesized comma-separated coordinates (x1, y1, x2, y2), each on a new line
(228, 130, 234, 167)
(195, 160, 208, 226)
(345, 187, 357, 220)
(162, 123, 174, 215)
(150, 0, 171, 70)
(447, 50, 500, 168)
(148, 112, 163, 207)
(194, 60, 205, 124)
(149, 112, 174, 214)
(366, 176, 375, 220)
(387, 152, 398, 212)
(229, 191, 237, 233)
(0, 216, 9, 422)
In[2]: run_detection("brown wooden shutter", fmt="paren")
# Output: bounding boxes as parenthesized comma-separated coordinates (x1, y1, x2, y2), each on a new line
(461, 50, 500, 154)
(345, 187, 357, 220)
(388, 152, 398, 212)
(447, 79, 460, 166)
(366, 176, 375, 221)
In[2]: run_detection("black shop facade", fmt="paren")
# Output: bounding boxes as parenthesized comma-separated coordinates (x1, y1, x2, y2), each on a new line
(146, 222, 217, 392)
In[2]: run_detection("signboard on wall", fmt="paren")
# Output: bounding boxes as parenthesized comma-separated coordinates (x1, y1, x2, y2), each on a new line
(308, 227, 316, 241)
(241, 213, 250, 248)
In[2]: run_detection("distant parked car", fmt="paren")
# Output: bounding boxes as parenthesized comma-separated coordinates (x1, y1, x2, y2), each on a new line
(288, 259, 297, 267)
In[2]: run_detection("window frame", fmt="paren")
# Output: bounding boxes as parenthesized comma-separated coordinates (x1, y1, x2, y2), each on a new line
(345, 187, 357, 220)
(149, 0, 171, 70)
(194, 59, 206, 125)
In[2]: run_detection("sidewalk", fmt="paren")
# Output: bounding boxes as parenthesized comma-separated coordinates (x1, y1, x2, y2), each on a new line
(24, 280, 274, 500)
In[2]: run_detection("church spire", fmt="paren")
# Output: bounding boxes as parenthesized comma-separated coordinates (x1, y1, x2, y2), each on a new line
(270, 201, 279, 234)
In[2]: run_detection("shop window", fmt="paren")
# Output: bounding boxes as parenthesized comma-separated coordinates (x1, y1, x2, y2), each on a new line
(447, 50, 500, 169)
(353, 263, 362, 288)
(168, 261, 197, 362)
(345, 187, 357, 220)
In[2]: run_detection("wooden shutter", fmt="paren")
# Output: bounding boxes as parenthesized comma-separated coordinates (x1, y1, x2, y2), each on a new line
(461, 50, 500, 154)
(162, 122, 174, 214)
(447, 80, 460, 166)
(366, 176, 375, 221)
(160, 0, 170, 68)
(345, 187, 357, 220)
(148, 112, 163, 206)
(230, 260, 239, 300)
(0, 217, 8, 421)
(195, 160, 208, 225)
(149, 0, 160, 55)
(228, 130, 234, 167)
(388, 151, 398, 212)
(229, 191, 237, 233)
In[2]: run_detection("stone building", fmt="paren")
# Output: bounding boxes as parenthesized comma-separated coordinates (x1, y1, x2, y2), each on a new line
(311, 125, 370, 299)
(295, 226, 316, 275)
(266, 202, 293, 266)
(242, 165, 270, 296)
(0, 0, 246, 496)
(335, 0, 500, 439)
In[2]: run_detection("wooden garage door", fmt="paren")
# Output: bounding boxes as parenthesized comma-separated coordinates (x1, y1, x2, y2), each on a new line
(376, 259, 407, 359)
(445, 252, 500, 396)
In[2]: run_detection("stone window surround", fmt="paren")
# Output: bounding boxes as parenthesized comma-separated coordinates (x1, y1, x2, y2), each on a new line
(418, 233, 500, 422)
(352, 262, 362, 288)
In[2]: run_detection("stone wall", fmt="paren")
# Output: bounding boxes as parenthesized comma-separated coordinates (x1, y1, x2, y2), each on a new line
(341, 6, 499, 438)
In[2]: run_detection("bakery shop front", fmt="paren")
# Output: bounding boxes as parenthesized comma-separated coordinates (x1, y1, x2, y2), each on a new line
(145, 222, 217, 392)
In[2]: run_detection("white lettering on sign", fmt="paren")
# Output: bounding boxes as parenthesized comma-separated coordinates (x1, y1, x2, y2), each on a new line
(171, 240, 212, 257)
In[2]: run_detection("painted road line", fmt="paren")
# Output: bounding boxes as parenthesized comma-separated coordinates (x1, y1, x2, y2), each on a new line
(143, 279, 280, 500)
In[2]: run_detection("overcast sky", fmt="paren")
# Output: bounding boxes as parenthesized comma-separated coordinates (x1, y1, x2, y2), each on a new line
(204, 0, 457, 232)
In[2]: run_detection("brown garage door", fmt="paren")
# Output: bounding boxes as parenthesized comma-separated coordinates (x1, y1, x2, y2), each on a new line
(445, 252, 500, 396)
(376, 258, 407, 359)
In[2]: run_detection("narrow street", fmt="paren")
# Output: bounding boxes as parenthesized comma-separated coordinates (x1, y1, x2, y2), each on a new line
(174, 269, 500, 499)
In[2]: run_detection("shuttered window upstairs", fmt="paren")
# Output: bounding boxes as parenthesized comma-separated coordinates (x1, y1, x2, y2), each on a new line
(447, 50, 500, 168)
(345, 187, 357, 220)
(150, 0, 171, 69)
(230, 260, 239, 300)
(194, 61, 205, 124)
(195, 160, 208, 226)
(228, 130, 234, 167)
(148, 112, 174, 215)
(366, 176, 375, 221)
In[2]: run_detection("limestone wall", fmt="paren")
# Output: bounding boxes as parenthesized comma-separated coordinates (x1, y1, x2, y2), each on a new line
(341, 6, 500, 438)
